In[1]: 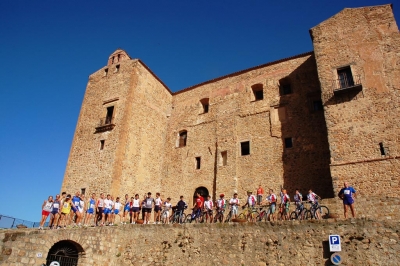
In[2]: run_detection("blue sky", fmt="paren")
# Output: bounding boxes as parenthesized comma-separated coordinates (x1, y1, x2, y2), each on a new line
(0, 0, 398, 223)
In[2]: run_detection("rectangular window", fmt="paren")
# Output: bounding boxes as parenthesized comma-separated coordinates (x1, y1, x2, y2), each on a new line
(104, 68, 108, 77)
(115, 64, 120, 73)
(106, 106, 114, 124)
(200, 98, 209, 114)
(241, 141, 250, 156)
(251, 84, 264, 101)
(281, 84, 292, 95)
(100, 140, 105, 150)
(337, 66, 354, 88)
(379, 142, 386, 156)
(284, 138, 293, 149)
(81, 188, 86, 195)
(195, 157, 201, 169)
(313, 100, 323, 111)
(221, 151, 227, 166)
(179, 131, 187, 147)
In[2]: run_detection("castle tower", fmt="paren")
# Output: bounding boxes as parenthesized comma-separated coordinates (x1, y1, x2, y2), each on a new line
(310, 4, 400, 198)
(61, 49, 173, 197)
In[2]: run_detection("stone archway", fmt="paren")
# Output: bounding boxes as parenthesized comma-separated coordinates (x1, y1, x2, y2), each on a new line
(46, 240, 84, 266)
(193, 186, 209, 204)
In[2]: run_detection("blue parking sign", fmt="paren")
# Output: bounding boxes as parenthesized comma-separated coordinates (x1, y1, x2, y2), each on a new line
(329, 235, 341, 252)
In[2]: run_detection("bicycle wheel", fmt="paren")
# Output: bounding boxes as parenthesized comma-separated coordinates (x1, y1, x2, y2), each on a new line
(290, 211, 297, 220)
(304, 210, 312, 220)
(179, 213, 186, 224)
(238, 213, 246, 220)
(299, 209, 307, 220)
(185, 215, 192, 223)
(224, 212, 232, 223)
(249, 211, 259, 222)
(218, 213, 224, 223)
(316, 206, 330, 219)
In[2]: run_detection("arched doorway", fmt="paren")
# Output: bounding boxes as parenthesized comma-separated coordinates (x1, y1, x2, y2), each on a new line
(193, 186, 209, 204)
(46, 240, 84, 266)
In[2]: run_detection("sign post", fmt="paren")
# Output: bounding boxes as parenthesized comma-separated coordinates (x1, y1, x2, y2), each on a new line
(329, 235, 341, 252)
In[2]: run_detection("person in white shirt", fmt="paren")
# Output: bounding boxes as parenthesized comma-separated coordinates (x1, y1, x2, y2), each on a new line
(154, 193, 163, 224)
(229, 193, 240, 219)
(204, 195, 214, 223)
(162, 197, 172, 224)
(113, 197, 122, 224)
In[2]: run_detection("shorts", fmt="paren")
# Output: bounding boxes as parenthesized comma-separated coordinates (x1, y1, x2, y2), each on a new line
(162, 211, 170, 218)
(51, 210, 59, 215)
(269, 204, 276, 214)
(343, 198, 354, 205)
(87, 208, 94, 214)
(154, 205, 162, 212)
(42, 210, 51, 217)
(71, 206, 78, 213)
(131, 207, 140, 213)
(124, 206, 130, 212)
(103, 208, 112, 215)
(114, 210, 120, 215)
(206, 209, 213, 215)
(143, 208, 152, 213)
(231, 206, 238, 215)
(97, 207, 104, 214)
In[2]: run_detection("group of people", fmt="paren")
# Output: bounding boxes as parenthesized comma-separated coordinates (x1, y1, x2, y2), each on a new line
(38, 182, 356, 229)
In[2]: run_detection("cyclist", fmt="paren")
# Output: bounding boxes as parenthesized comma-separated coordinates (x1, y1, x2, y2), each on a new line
(266, 189, 277, 221)
(243, 191, 257, 222)
(280, 189, 290, 220)
(293, 189, 304, 219)
(204, 195, 214, 223)
(175, 196, 188, 223)
(191, 192, 204, 222)
(215, 194, 226, 222)
(229, 193, 240, 219)
(307, 189, 321, 219)
(143, 192, 155, 224)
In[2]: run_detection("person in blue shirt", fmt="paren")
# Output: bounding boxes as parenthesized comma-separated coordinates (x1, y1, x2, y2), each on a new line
(338, 182, 357, 218)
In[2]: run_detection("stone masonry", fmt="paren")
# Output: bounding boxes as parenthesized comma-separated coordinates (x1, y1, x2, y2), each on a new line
(1, 219, 400, 265)
(61, 4, 399, 216)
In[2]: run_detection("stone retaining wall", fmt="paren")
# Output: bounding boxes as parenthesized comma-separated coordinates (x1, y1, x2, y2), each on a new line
(1, 219, 399, 265)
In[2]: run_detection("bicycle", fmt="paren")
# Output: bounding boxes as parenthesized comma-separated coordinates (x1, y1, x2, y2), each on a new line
(238, 206, 259, 222)
(255, 205, 269, 222)
(290, 202, 307, 220)
(171, 209, 186, 224)
(185, 208, 204, 223)
(304, 200, 329, 220)
(213, 208, 225, 223)
(202, 208, 214, 223)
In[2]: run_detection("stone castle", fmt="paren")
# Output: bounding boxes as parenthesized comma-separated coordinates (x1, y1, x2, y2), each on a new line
(61, 4, 399, 211)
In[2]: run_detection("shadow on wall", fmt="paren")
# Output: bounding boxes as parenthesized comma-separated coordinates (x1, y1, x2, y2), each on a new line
(278, 55, 334, 198)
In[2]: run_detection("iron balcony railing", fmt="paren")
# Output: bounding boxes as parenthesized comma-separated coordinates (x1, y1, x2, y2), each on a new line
(95, 116, 115, 133)
(332, 74, 362, 94)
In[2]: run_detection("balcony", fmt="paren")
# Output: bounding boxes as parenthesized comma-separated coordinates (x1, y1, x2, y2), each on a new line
(95, 117, 115, 133)
(332, 74, 362, 95)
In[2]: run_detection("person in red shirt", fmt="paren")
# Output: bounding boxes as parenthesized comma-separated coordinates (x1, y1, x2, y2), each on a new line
(191, 192, 204, 222)
(257, 185, 264, 206)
